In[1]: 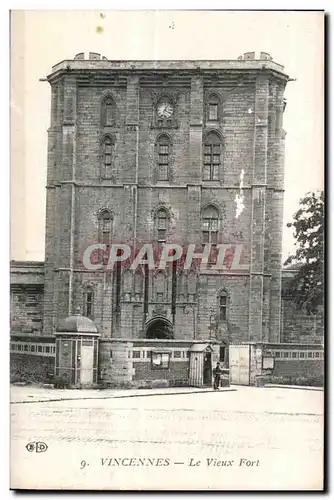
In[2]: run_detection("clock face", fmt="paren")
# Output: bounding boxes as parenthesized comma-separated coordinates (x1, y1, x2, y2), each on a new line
(157, 101, 174, 119)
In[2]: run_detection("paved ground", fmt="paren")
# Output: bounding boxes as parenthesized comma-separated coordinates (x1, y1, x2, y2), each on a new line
(10, 386, 324, 491)
(10, 384, 234, 404)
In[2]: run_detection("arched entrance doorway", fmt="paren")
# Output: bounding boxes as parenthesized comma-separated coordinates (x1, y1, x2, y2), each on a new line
(146, 317, 173, 339)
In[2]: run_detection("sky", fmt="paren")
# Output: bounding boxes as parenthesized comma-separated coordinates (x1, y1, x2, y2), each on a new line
(10, 9, 324, 263)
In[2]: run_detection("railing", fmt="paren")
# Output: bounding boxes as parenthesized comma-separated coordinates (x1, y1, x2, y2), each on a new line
(10, 341, 56, 357)
(270, 349, 324, 360)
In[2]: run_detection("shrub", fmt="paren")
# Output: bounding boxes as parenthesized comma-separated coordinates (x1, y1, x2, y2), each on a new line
(270, 374, 323, 387)
(53, 374, 70, 389)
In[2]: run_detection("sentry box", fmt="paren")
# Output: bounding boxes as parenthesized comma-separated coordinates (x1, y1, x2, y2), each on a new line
(55, 311, 100, 388)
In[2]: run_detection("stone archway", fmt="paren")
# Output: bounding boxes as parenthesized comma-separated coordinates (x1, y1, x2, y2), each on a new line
(146, 317, 174, 339)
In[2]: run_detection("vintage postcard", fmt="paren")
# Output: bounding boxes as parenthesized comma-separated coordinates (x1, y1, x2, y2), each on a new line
(10, 9, 324, 491)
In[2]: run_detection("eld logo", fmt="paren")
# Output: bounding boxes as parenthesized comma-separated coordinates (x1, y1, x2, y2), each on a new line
(26, 442, 48, 453)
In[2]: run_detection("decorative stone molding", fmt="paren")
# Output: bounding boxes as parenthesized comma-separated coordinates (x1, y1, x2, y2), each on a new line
(150, 89, 180, 129)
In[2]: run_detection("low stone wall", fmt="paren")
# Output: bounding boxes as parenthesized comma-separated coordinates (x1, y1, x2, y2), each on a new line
(10, 336, 56, 383)
(11, 336, 324, 389)
(99, 339, 220, 388)
(263, 343, 324, 387)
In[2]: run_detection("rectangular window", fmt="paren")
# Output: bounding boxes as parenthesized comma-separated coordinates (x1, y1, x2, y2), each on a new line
(211, 232, 218, 244)
(159, 145, 169, 155)
(202, 231, 210, 244)
(219, 295, 227, 321)
(158, 164, 168, 181)
(103, 142, 113, 177)
(151, 352, 170, 369)
(158, 216, 167, 230)
(105, 104, 113, 126)
(103, 244, 110, 266)
(157, 215, 167, 242)
(158, 144, 169, 180)
(208, 244, 217, 264)
(132, 351, 141, 359)
(203, 144, 221, 180)
(158, 230, 166, 242)
(202, 218, 218, 246)
(102, 230, 110, 243)
(85, 291, 93, 318)
(209, 104, 218, 121)
(212, 165, 219, 180)
(173, 351, 182, 359)
(101, 217, 111, 246)
(202, 220, 210, 231)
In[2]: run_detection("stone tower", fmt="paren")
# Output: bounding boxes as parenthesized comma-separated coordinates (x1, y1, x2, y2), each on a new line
(43, 51, 289, 344)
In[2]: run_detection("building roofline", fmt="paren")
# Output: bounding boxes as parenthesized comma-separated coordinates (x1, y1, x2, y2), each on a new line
(10, 260, 45, 268)
(47, 58, 289, 82)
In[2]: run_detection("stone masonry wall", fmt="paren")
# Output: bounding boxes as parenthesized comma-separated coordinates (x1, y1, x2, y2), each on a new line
(41, 60, 288, 341)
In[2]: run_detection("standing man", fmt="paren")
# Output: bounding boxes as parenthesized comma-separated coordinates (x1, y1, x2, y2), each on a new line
(213, 362, 222, 390)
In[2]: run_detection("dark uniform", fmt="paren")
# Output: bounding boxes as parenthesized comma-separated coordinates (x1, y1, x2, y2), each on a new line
(213, 362, 222, 390)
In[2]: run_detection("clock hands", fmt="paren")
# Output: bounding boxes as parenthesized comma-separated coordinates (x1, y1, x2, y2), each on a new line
(158, 102, 173, 118)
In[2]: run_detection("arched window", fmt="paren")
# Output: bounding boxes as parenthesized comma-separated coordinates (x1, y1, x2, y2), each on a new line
(99, 210, 112, 244)
(83, 286, 94, 319)
(156, 208, 168, 244)
(203, 132, 222, 180)
(156, 134, 171, 181)
(101, 96, 116, 127)
(206, 94, 220, 122)
(217, 289, 228, 321)
(101, 135, 115, 179)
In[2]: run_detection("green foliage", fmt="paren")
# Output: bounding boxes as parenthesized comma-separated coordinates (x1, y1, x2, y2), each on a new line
(284, 191, 324, 314)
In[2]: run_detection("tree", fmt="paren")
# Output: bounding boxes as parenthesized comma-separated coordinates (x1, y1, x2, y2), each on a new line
(284, 190, 324, 314)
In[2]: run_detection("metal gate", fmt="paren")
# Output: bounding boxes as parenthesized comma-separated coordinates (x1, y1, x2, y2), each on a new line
(229, 344, 250, 385)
